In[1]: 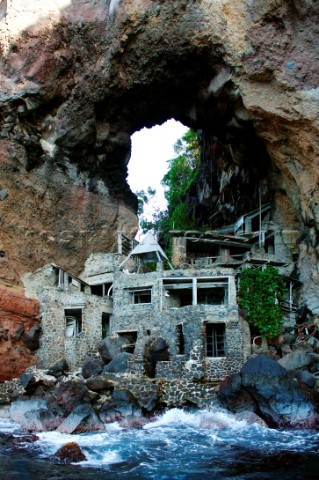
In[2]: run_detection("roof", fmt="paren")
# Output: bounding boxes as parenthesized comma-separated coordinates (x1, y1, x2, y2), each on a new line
(120, 232, 173, 269)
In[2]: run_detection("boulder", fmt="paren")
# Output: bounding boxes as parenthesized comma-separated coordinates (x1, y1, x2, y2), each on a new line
(97, 335, 131, 363)
(297, 370, 317, 389)
(86, 375, 116, 392)
(102, 352, 132, 374)
(21, 323, 42, 351)
(81, 356, 104, 379)
(219, 355, 318, 429)
(234, 410, 268, 427)
(20, 368, 57, 389)
(278, 344, 313, 371)
(47, 358, 69, 377)
(53, 378, 90, 415)
(57, 404, 105, 434)
(54, 442, 87, 463)
(111, 389, 142, 418)
(218, 373, 256, 413)
(9, 399, 61, 432)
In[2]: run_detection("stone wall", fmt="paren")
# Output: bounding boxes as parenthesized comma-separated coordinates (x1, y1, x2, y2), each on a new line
(114, 375, 218, 409)
(111, 267, 249, 381)
(36, 287, 112, 370)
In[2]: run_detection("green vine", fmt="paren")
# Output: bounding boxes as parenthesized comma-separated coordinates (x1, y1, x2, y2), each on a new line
(238, 266, 287, 338)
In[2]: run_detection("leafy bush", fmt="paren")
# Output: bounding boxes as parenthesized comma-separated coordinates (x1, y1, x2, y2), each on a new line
(238, 266, 287, 338)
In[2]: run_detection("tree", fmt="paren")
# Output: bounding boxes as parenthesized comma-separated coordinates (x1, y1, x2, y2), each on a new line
(162, 129, 200, 208)
(135, 129, 200, 257)
(238, 266, 287, 338)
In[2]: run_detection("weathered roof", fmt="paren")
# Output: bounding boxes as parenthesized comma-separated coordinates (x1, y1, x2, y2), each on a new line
(120, 232, 173, 268)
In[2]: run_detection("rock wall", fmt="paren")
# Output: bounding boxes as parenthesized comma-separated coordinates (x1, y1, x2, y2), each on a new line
(0, 0, 319, 368)
(0, 285, 41, 381)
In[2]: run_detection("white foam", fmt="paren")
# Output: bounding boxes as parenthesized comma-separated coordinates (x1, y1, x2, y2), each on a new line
(0, 419, 19, 433)
(144, 408, 247, 431)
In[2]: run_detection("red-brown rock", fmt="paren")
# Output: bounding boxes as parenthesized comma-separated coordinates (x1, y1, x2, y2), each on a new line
(54, 442, 87, 464)
(0, 286, 41, 381)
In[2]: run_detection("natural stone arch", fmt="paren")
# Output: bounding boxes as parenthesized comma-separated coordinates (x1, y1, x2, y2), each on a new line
(0, 0, 318, 312)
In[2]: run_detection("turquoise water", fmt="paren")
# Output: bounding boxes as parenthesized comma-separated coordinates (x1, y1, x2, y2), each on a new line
(1, 409, 319, 479)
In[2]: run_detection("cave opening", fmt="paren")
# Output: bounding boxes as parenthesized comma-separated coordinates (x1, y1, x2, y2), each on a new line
(127, 119, 188, 229)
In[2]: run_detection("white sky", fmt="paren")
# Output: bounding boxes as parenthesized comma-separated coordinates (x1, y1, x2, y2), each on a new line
(127, 119, 188, 216)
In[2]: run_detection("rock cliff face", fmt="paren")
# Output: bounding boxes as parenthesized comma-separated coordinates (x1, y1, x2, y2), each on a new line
(0, 285, 41, 381)
(0, 3, 318, 310)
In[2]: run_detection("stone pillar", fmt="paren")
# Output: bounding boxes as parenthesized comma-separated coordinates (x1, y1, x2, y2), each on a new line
(171, 236, 187, 265)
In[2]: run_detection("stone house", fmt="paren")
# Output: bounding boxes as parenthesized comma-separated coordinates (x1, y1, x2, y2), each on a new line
(23, 215, 298, 381)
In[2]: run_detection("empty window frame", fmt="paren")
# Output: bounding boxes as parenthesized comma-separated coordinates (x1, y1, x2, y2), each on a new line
(58, 269, 67, 290)
(102, 313, 110, 338)
(91, 283, 113, 297)
(176, 323, 185, 355)
(197, 278, 228, 305)
(163, 278, 193, 307)
(65, 309, 82, 337)
(163, 277, 229, 307)
(205, 323, 225, 357)
(130, 288, 152, 304)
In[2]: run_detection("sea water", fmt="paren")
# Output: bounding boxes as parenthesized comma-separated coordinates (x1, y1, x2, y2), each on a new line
(1, 408, 319, 479)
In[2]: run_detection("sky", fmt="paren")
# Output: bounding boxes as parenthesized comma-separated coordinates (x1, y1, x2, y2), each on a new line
(127, 119, 188, 218)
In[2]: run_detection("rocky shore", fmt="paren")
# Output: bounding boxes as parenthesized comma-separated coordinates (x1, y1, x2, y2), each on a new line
(1, 331, 319, 437)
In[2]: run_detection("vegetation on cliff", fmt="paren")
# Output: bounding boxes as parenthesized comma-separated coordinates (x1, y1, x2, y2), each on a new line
(238, 266, 287, 338)
(138, 129, 200, 254)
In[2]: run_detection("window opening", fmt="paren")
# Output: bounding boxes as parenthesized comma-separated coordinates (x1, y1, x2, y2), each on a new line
(176, 323, 185, 355)
(91, 283, 113, 297)
(58, 269, 67, 290)
(117, 330, 138, 353)
(205, 323, 225, 357)
(65, 309, 82, 337)
(102, 313, 110, 338)
(163, 277, 228, 307)
(130, 288, 152, 304)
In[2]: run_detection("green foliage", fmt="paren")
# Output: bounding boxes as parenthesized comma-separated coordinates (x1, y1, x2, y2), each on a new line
(136, 129, 200, 259)
(162, 129, 200, 207)
(238, 266, 287, 338)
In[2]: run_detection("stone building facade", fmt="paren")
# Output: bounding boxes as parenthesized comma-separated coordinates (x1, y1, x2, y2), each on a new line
(22, 222, 296, 381)
(23, 264, 113, 370)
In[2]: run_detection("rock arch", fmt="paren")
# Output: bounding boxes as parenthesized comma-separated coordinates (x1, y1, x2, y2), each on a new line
(0, 0, 318, 310)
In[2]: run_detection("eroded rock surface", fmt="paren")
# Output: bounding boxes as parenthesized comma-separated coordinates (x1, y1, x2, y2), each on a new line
(0, 285, 41, 381)
(0, 2, 318, 310)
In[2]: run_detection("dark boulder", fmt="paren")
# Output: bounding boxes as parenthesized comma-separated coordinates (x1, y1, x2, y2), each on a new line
(53, 378, 90, 415)
(297, 370, 317, 388)
(21, 323, 42, 351)
(47, 358, 69, 377)
(144, 337, 170, 377)
(219, 354, 318, 429)
(278, 344, 313, 371)
(81, 356, 104, 379)
(218, 373, 256, 413)
(19, 368, 56, 390)
(57, 404, 105, 434)
(97, 335, 131, 363)
(86, 375, 116, 392)
(111, 389, 142, 418)
(102, 352, 132, 374)
(54, 442, 87, 463)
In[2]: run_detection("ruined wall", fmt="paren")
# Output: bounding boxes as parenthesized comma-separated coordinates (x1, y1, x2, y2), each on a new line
(36, 288, 112, 370)
(111, 267, 247, 380)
